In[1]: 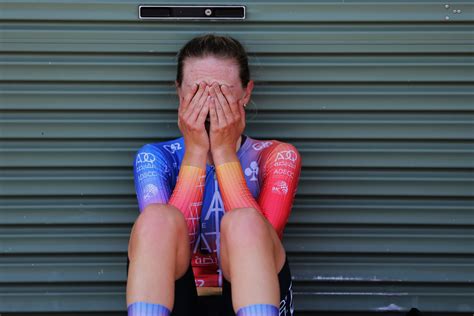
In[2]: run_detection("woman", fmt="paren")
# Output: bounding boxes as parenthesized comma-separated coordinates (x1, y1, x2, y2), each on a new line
(127, 34, 302, 316)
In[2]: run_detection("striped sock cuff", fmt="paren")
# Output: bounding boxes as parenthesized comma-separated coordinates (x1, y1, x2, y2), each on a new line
(236, 304, 279, 316)
(127, 301, 171, 316)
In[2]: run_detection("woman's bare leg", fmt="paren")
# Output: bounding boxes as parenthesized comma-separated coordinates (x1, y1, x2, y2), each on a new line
(219, 207, 286, 312)
(126, 203, 192, 311)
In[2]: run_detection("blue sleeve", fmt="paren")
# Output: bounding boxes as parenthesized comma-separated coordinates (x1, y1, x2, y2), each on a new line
(133, 144, 173, 212)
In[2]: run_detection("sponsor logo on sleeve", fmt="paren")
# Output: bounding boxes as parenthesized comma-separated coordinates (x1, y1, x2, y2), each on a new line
(244, 161, 259, 181)
(252, 141, 273, 151)
(273, 168, 295, 179)
(143, 183, 158, 201)
(163, 142, 182, 154)
(137, 170, 160, 181)
(135, 152, 156, 172)
(273, 160, 297, 170)
(273, 149, 298, 169)
(272, 180, 288, 196)
(136, 152, 156, 164)
(136, 151, 172, 174)
(275, 150, 298, 163)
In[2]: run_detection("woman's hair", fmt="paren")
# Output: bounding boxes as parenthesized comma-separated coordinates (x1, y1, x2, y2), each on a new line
(176, 33, 250, 88)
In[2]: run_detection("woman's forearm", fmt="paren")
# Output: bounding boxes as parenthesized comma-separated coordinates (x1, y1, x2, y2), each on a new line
(213, 147, 261, 212)
(168, 148, 207, 250)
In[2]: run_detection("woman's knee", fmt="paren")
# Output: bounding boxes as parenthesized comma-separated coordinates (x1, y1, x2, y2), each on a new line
(220, 207, 271, 246)
(128, 203, 187, 258)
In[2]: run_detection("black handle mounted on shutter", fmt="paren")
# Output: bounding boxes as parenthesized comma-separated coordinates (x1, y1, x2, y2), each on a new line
(139, 5, 246, 20)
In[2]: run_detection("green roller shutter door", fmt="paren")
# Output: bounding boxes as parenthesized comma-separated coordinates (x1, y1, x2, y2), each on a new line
(1, 0, 473, 314)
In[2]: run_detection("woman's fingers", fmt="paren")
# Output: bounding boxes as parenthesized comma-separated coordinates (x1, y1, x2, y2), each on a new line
(183, 82, 207, 121)
(213, 96, 227, 128)
(180, 82, 200, 121)
(211, 84, 231, 126)
(209, 95, 218, 129)
(211, 84, 227, 108)
(192, 86, 210, 122)
(179, 83, 199, 117)
(196, 97, 210, 126)
(188, 87, 210, 124)
(220, 84, 240, 119)
(188, 96, 207, 125)
(185, 82, 199, 104)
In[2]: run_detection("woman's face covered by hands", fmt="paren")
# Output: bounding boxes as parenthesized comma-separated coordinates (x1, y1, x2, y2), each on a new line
(176, 56, 254, 133)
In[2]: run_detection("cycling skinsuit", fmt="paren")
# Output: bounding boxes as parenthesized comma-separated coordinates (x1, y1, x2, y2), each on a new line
(133, 134, 302, 311)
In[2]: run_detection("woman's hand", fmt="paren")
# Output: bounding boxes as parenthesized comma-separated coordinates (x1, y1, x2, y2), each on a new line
(178, 82, 211, 155)
(209, 82, 246, 161)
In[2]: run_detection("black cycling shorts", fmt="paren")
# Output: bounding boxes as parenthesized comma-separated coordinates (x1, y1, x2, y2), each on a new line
(126, 255, 294, 316)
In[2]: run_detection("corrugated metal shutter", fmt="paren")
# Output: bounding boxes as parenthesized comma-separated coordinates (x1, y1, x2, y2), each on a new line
(1, 0, 473, 314)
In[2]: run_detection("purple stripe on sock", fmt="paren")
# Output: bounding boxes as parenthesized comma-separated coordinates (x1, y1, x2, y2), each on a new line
(236, 304, 279, 316)
(128, 301, 170, 316)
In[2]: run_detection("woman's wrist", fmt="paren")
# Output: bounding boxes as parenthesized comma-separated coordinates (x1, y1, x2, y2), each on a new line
(211, 146, 238, 166)
(182, 146, 208, 170)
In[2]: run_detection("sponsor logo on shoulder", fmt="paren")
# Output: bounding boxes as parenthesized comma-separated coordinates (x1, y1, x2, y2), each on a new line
(136, 151, 156, 164)
(135, 152, 157, 172)
(275, 150, 298, 163)
(273, 160, 297, 170)
(163, 142, 182, 154)
(136, 151, 171, 174)
(244, 161, 259, 181)
(252, 141, 273, 151)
